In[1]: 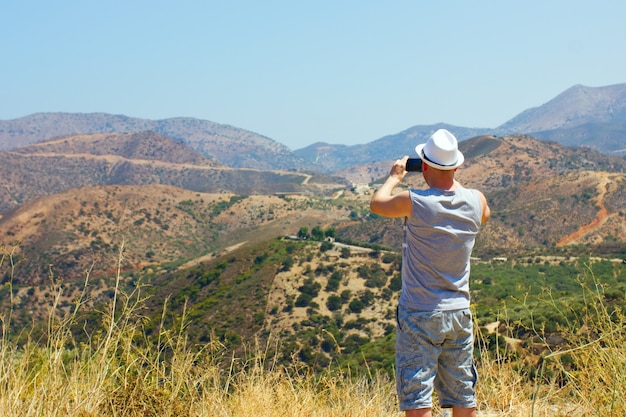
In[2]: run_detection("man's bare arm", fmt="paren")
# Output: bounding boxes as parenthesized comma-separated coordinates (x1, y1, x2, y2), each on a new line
(477, 190, 491, 224)
(370, 156, 412, 218)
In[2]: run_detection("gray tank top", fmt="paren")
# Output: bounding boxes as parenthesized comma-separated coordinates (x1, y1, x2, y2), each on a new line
(399, 186, 482, 311)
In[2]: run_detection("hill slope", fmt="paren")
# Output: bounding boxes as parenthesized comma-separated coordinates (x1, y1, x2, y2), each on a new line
(339, 135, 626, 254)
(0, 112, 304, 170)
(0, 184, 350, 284)
(14, 130, 219, 166)
(0, 131, 347, 214)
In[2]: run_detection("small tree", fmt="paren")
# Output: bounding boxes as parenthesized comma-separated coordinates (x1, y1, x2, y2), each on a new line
(295, 293, 312, 307)
(320, 241, 333, 252)
(311, 226, 325, 241)
(297, 226, 310, 240)
(326, 295, 342, 311)
(281, 256, 294, 271)
(349, 299, 364, 313)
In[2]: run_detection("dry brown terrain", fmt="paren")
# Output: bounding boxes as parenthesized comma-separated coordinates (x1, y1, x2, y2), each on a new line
(557, 171, 624, 245)
(266, 244, 397, 339)
(0, 183, 356, 284)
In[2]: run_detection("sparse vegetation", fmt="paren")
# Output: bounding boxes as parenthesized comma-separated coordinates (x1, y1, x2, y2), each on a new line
(1, 260, 624, 416)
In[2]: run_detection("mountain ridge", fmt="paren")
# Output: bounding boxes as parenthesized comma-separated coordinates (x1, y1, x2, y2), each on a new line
(1, 83, 625, 174)
(0, 130, 348, 214)
(0, 112, 304, 171)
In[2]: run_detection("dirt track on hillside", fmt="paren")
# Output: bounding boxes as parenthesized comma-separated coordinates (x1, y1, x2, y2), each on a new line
(556, 173, 611, 246)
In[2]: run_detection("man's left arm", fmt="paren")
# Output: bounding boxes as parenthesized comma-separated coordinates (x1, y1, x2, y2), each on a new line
(477, 190, 491, 224)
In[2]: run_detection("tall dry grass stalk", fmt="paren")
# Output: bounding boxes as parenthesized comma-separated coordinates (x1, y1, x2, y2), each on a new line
(205, 345, 400, 416)
(473, 266, 626, 417)
(474, 317, 585, 417)
(532, 271, 626, 417)
(1, 246, 624, 416)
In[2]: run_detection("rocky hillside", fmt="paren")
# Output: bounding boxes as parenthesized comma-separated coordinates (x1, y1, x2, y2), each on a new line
(339, 135, 626, 255)
(0, 131, 348, 214)
(0, 184, 350, 285)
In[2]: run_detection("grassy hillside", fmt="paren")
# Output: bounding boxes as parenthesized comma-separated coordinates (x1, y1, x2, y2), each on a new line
(3, 231, 624, 369)
(1, 242, 624, 416)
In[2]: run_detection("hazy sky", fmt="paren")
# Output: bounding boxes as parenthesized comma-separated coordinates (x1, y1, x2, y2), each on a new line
(2, 1, 625, 149)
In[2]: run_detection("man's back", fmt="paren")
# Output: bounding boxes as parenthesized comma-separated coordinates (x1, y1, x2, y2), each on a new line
(400, 186, 483, 311)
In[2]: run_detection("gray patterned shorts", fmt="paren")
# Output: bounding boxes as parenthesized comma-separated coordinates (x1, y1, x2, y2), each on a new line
(395, 305, 477, 411)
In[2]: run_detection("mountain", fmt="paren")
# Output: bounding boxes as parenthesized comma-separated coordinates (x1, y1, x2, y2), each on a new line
(296, 84, 626, 173)
(2, 83, 625, 176)
(0, 112, 304, 170)
(0, 131, 348, 214)
(497, 83, 626, 155)
(293, 124, 491, 174)
(497, 83, 626, 135)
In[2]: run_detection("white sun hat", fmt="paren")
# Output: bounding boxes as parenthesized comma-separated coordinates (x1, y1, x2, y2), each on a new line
(415, 128, 464, 170)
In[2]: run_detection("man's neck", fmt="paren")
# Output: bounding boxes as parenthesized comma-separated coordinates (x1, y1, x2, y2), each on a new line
(428, 177, 456, 191)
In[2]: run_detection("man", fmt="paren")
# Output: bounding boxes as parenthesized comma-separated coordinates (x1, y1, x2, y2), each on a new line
(370, 129, 490, 417)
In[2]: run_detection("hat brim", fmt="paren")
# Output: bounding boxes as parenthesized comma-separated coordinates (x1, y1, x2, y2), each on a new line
(415, 143, 464, 170)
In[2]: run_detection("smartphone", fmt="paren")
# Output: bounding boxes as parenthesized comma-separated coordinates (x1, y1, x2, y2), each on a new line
(405, 158, 423, 172)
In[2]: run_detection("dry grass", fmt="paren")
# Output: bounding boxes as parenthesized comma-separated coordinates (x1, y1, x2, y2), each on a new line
(1, 246, 624, 417)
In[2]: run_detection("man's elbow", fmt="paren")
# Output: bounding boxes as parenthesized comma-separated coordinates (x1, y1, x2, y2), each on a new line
(370, 200, 382, 215)
(482, 206, 491, 224)
(370, 199, 392, 217)
(370, 201, 401, 218)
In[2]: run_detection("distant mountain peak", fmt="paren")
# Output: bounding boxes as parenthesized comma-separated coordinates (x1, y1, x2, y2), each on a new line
(498, 83, 626, 134)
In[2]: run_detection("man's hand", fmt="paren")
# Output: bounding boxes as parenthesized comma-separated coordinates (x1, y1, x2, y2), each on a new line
(369, 156, 412, 218)
(389, 156, 410, 182)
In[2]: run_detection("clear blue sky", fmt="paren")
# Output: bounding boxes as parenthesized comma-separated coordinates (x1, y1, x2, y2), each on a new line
(2, 1, 625, 150)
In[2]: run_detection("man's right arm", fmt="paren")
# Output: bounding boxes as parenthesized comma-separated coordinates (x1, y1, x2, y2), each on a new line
(370, 157, 412, 219)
